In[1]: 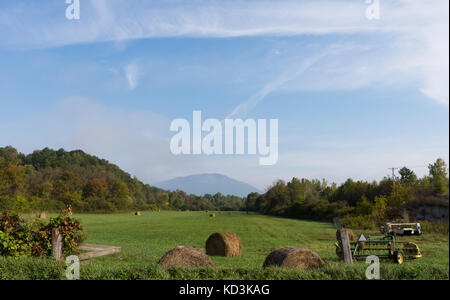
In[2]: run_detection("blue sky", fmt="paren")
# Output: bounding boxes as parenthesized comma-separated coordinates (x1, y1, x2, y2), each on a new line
(0, 0, 448, 190)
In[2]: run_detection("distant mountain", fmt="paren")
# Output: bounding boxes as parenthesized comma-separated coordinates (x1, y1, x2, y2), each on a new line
(155, 173, 263, 197)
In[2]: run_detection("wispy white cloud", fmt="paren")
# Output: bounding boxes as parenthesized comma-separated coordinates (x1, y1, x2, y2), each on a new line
(226, 53, 324, 118)
(226, 44, 359, 118)
(1, 1, 446, 44)
(0, 0, 448, 105)
(124, 62, 141, 90)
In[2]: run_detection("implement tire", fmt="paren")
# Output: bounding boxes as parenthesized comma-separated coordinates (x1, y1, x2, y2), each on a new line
(394, 250, 404, 265)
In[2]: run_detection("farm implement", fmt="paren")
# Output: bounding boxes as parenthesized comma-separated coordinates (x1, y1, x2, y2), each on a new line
(381, 222, 422, 236)
(335, 234, 422, 264)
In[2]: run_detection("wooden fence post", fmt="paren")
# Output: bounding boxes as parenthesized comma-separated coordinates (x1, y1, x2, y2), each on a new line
(52, 228, 63, 261)
(338, 229, 353, 264)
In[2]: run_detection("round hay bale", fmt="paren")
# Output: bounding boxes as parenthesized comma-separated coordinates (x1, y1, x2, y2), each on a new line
(37, 212, 47, 219)
(263, 246, 325, 269)
(158, 246, 216, 268)
(135, 211, 141, 216)
(336, 228, 354, 241)
(206, 232, 242, 257)
(210, 213, 216, 217)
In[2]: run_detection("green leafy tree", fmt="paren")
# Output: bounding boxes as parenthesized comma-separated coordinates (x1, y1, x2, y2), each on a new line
(386, 184, 414, 219)
(355, 196, 374, 216)
(428, 158, 449, 195)
(110, 181, 130, 209)
(399, 167, 417, 185)
(373, 195, 387, 221)
(246, 192, 260, 212)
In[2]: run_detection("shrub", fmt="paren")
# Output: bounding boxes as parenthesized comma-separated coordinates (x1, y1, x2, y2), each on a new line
(0, 212, 32, 257)
(340, 215, 376, 230)
(44, 214, 86, 256)
(0, 211, 86, 258)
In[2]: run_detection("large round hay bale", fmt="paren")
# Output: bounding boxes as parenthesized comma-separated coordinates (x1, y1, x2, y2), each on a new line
(158, 246, 216, 268)
(206, 232, 242, 257)
(263, 247, 325, 269)
(336, 228, 354, 241)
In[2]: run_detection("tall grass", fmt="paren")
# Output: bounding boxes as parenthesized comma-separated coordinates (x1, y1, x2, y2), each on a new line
(0, 257, 448, 280)
(1, 212, 448, 280)
(420, 221, 449, 234)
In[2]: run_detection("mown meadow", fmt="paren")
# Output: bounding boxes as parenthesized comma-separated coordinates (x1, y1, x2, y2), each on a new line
(0, 211, 448, 280)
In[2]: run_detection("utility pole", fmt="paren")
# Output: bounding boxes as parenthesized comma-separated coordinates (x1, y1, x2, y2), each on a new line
(388, 167, 399, 179)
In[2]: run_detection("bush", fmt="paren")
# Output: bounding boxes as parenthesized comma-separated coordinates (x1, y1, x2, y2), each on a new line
(44, 214, 86, 256)
(0, 213, 33, 257)
(341, 215, 376, 230)
(0, 211, 86, 258)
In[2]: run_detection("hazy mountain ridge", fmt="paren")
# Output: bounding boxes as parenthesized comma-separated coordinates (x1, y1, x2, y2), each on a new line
(156, 173, 263, 197)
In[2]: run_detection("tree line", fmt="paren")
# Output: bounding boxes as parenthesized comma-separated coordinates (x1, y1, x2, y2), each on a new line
(246, 159, 449, 227)
(0, 146, 245, 213)
(1, 146, 447, 225)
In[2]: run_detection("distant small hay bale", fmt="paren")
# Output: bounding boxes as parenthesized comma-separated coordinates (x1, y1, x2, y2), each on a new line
(135, 211, 141, 216)
(263, 247, 325, 270)
(158, 246, 216, 268)
(206, 232, 242, 257)
(210, 213, 216, 217)
(336, 228, 354, 241)
(37, 212, 47, 219)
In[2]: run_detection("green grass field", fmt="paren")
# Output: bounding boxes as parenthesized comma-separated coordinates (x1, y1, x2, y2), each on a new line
(1, 211, 448, 280)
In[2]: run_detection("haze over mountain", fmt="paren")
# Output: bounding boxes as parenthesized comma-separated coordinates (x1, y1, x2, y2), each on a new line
(155, 174, 263, 197)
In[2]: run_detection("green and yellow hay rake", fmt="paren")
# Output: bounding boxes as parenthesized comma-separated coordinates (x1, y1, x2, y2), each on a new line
(335, 234, 422, 264)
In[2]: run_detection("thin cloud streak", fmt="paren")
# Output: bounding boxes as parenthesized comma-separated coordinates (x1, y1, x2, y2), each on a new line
(226, 52, 326, 118)
(124, 62, 141, 90)
(0, 0, 446, 47)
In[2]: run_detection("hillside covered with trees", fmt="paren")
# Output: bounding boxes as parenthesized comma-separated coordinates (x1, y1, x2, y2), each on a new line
(0, 146, 245, 213)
